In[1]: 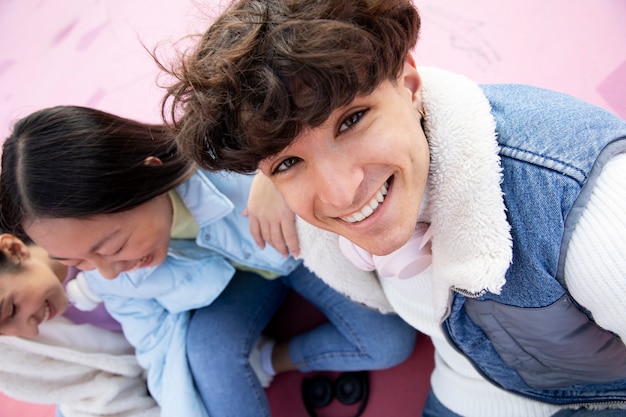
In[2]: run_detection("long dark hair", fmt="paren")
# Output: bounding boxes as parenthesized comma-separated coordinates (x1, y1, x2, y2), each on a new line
(0, 105, 195, 236)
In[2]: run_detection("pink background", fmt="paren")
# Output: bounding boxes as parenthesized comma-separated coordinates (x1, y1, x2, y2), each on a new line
(1, 0, 624, 141)
(0, 0, 624, 415)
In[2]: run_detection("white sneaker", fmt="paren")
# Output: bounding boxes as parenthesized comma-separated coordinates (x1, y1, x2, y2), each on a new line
(249, 335, 275, 388)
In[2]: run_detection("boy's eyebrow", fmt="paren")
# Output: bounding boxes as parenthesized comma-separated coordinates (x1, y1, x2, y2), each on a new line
(48, 229, 121, 261)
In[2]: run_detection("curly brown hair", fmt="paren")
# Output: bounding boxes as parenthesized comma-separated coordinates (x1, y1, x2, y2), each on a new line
(163, 0, 421, 173)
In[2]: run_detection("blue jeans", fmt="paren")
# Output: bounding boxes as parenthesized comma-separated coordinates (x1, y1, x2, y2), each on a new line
(422, 390, 463, 417)
(186, 264, 417, 417)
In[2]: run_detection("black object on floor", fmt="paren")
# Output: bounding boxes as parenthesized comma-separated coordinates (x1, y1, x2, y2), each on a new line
(302, 371, 369, 417)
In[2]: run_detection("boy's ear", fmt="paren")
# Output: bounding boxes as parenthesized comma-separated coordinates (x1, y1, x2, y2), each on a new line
(406, 52, 417, 69)
(0, 234, 30, 260)
(402, 53, 423, 107)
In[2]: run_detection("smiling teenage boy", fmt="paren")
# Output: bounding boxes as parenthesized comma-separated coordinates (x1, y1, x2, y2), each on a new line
(163, 0, 626, 416)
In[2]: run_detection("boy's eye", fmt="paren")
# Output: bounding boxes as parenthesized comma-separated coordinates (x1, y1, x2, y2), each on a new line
(273, 157, 301, 174)
(339, 110, 366, 133)
(10, 303, 16, 318)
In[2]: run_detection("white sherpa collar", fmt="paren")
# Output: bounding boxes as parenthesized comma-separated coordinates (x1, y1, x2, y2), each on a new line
(296, 220, 395, 313)
(297, 67, 512, 314)
(420, 67, 512, 312)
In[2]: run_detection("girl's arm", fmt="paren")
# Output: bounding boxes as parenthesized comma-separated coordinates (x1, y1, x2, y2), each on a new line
(244, 172, 300, 258)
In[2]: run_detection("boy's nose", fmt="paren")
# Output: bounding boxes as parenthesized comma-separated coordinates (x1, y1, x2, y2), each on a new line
(313, 161, 363, 209)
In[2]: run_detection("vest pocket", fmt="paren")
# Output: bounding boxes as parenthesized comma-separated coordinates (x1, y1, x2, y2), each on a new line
(465, 295, 626, 389)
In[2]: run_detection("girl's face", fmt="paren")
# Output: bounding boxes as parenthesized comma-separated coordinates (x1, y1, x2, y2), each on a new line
(259, 58, 429, 256)
(0, 236, 67, 338)
(23, 193, 173, 280)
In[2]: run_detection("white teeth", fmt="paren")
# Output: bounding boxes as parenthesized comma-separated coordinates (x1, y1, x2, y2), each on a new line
(42, 302, 50, 322)
(376, 186, 387, 202)
(342, 182, 388, 223)
(361, 205, 374, 217)
(130, 256, 148, 272)
(352, 211, 366, 222)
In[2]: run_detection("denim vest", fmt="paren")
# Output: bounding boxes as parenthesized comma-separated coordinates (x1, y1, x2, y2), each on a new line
(443, 84, 626, 407)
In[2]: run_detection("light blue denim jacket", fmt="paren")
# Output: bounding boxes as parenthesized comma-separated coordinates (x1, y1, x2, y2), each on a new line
(82, 170, 300, 417)
(444, 84, 626, 408)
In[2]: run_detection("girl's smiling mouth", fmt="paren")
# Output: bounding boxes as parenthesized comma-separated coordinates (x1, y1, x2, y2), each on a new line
(42, 300, 56, 323)
(341, 180, 389, 223)
(136, 254, 153, 269)
(124, 254, 153, 274)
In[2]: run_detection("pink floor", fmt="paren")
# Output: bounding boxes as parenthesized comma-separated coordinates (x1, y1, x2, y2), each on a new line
(1, 0, 624, 415)
(0, 394, 55, 417)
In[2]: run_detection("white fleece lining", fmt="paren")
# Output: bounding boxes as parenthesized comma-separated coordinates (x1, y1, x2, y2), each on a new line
(419, 67, 512, 316)
(296, 218, 395, 313)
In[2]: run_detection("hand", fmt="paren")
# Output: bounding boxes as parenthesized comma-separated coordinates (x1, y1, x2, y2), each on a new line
(244, 172, 300, 258)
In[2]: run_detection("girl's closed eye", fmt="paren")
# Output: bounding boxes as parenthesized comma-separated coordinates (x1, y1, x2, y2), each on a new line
(338, 109, 367, 133)
(100, 239, 127, 258)
(107, 245, 125, 257)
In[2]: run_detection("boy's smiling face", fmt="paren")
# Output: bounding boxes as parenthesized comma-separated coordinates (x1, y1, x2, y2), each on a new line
(260, 59, 429, 256)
